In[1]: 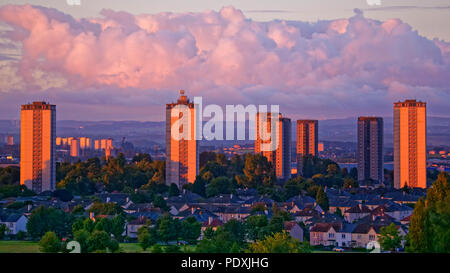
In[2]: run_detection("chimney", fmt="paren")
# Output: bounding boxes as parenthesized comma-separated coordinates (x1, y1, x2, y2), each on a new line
(126, 197, 130, 203)
(191, 207, 194, 214)
(106, 197, 110, 203)
(27, 204, 32, 212)
(208, 217, 212, 225)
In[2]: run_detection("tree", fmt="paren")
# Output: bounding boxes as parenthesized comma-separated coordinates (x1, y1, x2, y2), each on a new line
(378, 223, 403, 251)
(27, 206, 73, 239)
(87, 230, 112, 253)
(138, 226, 157, 251)
(284, 178, 303, 199)
(0, 224, 7, 240)
(343, 177, 358, 189)
(221, 219, 246, 245)
(315, 187, 329, 212)
(241, 154, 275, 188)
(247, 232, 311, 253)
(73, 229, 90, 253)
(327, 164, 339, 176)
(349, 168, 358, 180)
(157, 214, 176, 243)
(407, 172, 450, 253)
(16, 230, 26, 240)
(408, 198, 427, 252)
(88, 201, 123, 215)
(168, 183, 180, 197)
(39, 231, 61, 253)
(110, 214, 126, 241)
(206, 176, 233, 197)
(153, 195, 168, 211)
(245, 215, 269, 241)
(181, 217, 201, 244)
(192, 176, 206, 197)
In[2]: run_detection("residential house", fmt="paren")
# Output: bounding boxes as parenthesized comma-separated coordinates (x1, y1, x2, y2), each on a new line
(344, 204, 371, 222)
(0, 210, 28, 235)
(284, 221, 304, 242)
(126, 216, 149, 239)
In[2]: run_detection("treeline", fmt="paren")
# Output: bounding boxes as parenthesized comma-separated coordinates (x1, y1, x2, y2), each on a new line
(407, 172, 449, 253)
(137, 204, 310, 253)
(1, 152, 353, 204)
(184, 152, 354, 206)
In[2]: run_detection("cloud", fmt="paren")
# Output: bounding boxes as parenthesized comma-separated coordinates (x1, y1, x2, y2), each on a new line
(364, 5, 450, 12)
(0, 4, 449, 120)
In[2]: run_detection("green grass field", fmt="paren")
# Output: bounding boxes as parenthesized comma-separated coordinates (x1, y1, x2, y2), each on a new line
(0, 241, 195, 253)
(0, 241, 41, 253)
(0, 241, 357, 253)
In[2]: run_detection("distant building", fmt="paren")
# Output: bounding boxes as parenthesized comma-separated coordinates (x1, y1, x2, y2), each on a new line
(106, 138, 113, 150)
(394, 100, 427, 189)
(20, 101, 56, 193)
(5, 135, 13, 145)
(70, 138, 80, 157)
(79, 137, 91, 150)
(255, 112, 291, 181)
(56, 137, 62, 146)
(100, 139, 107, 150)
(165, 90, 199, 188)
(318, 142, 324, 152)
(357, 117, 384, 184)
(296, 120, 318, 175)
(94, 139, 100, 150)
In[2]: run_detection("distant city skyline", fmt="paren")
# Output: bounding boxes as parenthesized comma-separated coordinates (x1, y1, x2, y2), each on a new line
(0, 1, 449, 121)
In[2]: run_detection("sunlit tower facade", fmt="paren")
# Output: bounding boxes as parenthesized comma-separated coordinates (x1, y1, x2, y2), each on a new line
(166, 90, 199, 188)
(255, 112, 291, 181)
(20, 102, 56, 193)
(394, 99, 427, 189)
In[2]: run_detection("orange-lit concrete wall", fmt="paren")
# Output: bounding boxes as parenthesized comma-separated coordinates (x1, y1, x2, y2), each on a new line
(166, 91, 199, 188)
(20, 102, 56, 193)
(394, 100, 427, 189)
(255, 113, 291, 181)
(296, 120, 318, 156)
(20, 110, 33, 190)
(100, 139, 107, 150)
(70, 138, 80, 157)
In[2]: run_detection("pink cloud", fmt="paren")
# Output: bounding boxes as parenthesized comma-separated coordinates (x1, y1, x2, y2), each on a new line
(0, 4, 449, 119)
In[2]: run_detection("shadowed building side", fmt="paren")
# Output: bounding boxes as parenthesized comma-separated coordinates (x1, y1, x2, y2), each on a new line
(255, 112, 291, 181)
(296, 120, 318, 175)
(20, 101, 56, 193)
(357, 117, 384, 184)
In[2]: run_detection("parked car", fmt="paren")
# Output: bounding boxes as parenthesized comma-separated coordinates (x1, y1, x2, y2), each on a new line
(333, 247, 345, 252)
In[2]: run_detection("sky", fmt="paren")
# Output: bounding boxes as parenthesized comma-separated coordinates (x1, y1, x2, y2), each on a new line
(0, 0, 449, 121)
